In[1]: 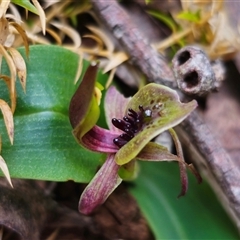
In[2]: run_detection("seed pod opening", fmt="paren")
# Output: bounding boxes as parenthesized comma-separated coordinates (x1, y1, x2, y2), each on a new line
(172, 46, 218, 96)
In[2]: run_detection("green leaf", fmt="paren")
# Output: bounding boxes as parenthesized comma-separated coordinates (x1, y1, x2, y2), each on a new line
(11, 0, 38, 15)
(177, 10, 201, 23)
(130, 161, 239, 239)
(147, 10, 178, 32)
(0, 45, 108, 182)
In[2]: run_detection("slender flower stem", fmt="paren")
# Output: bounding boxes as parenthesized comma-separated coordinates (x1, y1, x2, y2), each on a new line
(168, 128, 188, 197)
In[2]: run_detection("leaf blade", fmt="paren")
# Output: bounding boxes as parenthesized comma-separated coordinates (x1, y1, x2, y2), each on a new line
(11, 0, 38, 14)
(130, 161, 239, 239)
(0, 45, 107, 182)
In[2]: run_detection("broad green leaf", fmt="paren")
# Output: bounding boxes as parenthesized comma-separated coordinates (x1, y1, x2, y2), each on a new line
(11, 0, 38, 14)
(130, 161, 239, 239)
(0, 45, 108, 182)
(114, 83, 197, 165)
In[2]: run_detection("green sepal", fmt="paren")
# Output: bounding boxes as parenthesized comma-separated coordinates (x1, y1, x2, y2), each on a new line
(118, 160, 139, 181)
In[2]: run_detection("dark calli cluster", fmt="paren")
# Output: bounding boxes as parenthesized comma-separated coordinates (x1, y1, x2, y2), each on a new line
(112, 105, 151, 148)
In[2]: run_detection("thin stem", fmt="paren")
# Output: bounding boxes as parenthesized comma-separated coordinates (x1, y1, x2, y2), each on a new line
(169, 128, 188, 197)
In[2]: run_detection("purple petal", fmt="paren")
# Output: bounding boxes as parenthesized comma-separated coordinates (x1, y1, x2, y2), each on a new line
(75, 125, 119, 153)
(104, 86, 131, 132)
(177, 162, 188, 198)
(69, 63, 98, 128)
(137, 142, 190, 197)
(79, 154, 122, 215)
(137, 142, 180, 162)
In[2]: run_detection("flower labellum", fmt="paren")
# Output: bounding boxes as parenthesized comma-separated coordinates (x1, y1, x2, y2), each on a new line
(114, 84, 197, 165)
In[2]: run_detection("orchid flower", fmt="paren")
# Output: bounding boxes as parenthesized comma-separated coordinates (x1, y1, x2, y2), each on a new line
(69, 64, 201, 215)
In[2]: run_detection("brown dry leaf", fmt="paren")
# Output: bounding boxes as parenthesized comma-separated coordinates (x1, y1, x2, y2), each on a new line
(180, 0, 218, 12)
(0, 75, 11, 91)
(8, 47, 27, 92)
(83, 34, 104, 51)
(8, 3, 22, 23)
(44, 1, 70, 24)
(105, 67, 116, 89)
(5, 13, 21, 24)
(79, 46, 109, 58)
(10, 22, 29, 58)
(103, 51, 129, 73)
(154, 28, 191, 52)
(0, 99, 14, 145)
(0, 0, 10, 18)
(4, 31, 15, 48)
(50, 21, 81, 48)
(0, 75, 16, 115)
(32, 0, 46, 35)
(154, 0, 240, 59)
(73, 53, 83, 84)
(43, 0, 61, 9)
(26, 32, 50, 45)
(0, 45, 16, 112)
(207, 11, 240, 59)
(0, 155, 12, 187)
(87, 25, 114, 55)
(0, 17, 9, 45)
(82, 26, 129, 74)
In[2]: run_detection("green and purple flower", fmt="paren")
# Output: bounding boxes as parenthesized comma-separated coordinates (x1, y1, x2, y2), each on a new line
(69, 64, 200, 215)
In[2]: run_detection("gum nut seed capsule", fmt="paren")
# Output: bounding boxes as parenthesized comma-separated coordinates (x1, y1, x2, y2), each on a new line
(172, 46, 217, 96)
